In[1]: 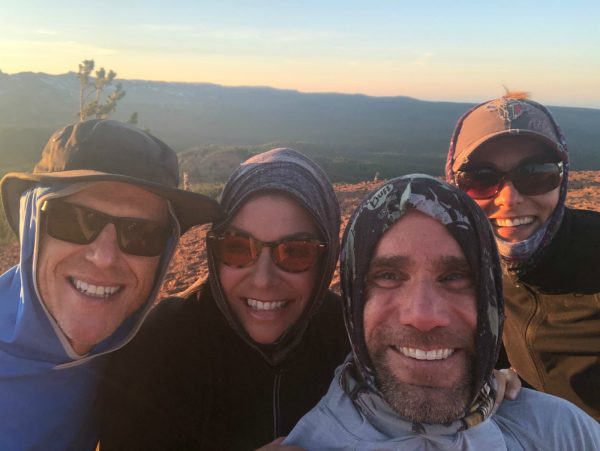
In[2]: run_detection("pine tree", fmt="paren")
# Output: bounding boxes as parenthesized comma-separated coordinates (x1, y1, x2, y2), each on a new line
(77, 59, 126, 121)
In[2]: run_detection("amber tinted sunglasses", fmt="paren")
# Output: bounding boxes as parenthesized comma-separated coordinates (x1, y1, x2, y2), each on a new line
(208, 230, 326, 273)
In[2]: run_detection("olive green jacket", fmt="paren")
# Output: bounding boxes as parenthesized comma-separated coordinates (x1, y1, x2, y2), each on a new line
(502, 208, 600, 421)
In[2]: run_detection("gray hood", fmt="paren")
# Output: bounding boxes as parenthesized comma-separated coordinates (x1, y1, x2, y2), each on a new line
(207, 148, 341, 365)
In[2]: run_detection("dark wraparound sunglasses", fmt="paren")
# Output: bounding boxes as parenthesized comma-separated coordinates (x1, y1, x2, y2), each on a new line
(41, 200, 171, 257)
(455, 161, 563, 200)
(207, 230, 326, 273)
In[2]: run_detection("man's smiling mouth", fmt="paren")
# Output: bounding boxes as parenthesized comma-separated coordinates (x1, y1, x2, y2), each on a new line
(70, 277, 122, 298)
(393, 346, 454, 361)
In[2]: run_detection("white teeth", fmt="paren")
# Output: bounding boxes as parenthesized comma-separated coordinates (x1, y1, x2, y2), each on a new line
(73, 278, 120, 298)
(246, 298, 287, 311)
(398, 347, 454, 360)
(494, 216, 534, 227)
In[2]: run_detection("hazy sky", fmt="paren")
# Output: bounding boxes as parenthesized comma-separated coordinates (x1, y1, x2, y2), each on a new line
(2, 0, 599, 107)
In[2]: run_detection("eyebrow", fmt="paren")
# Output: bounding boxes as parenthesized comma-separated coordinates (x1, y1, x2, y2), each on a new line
(368, 255, 412, 270)
(435, 256, 471, 273)
(226, 226, 320, 240)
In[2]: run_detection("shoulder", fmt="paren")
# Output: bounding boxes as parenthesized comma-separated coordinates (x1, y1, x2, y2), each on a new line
(109, 282, 218, 363)
(564, 208, 600, 242)
(283, 367, 364, 448)
(522, 208, 600, 291)
(494, 388, 600, 448)
(142, 282, 215, 332)
(304, 290, 350, 355)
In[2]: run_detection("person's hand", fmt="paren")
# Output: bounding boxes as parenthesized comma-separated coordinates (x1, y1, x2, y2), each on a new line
(492, 367, 521, 414)
(255, 436, 305, 451)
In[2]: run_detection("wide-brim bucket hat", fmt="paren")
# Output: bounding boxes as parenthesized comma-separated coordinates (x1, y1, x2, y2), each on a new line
(1, 119, 222, 235)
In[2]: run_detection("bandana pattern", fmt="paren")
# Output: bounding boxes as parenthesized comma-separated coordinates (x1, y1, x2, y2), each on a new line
(340, 175, 504, 431)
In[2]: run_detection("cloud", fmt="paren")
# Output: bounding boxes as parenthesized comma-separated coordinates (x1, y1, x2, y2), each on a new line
(414, 52, 434, 67)
(0, 39, 117, 56)
(35, 29, 60, 36)
(136, 23, 347, 43)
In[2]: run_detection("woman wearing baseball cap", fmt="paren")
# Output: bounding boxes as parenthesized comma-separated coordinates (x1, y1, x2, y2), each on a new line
(447, 93, 600, 421)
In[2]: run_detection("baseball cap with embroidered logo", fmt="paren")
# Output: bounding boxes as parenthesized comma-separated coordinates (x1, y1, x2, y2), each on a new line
(447, 95, 568, 173)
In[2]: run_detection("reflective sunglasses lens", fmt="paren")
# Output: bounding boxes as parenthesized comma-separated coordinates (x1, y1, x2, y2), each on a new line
(45, 201, 168, 257)
(273, 240, 323, 272)
(117, 220, 170, 257)
(513, 163, 562, 195)
(456, 170, 502, 199)
(45, 202, 104, 244)
(214, 234, 256, 267)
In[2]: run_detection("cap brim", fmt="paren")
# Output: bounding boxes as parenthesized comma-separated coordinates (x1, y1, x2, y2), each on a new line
(1, 170, 223, 236)
(452, 130, 566, 172)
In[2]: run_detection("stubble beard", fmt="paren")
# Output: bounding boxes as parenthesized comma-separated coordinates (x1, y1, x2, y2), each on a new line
(369, 328, 475, 424)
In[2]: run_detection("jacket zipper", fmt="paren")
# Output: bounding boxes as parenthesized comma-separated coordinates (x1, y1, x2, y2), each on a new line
(521, 282, 547, 389)
(272, 372, 282, 438)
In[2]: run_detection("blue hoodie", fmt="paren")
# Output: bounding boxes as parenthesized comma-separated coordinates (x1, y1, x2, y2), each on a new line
(0, 185, 178, 450)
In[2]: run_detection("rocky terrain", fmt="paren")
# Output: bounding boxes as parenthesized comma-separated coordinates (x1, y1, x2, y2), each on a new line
(1, 173, 599, 300)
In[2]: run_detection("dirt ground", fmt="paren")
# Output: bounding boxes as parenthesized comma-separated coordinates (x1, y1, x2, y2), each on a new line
(1, 174, 599, 300)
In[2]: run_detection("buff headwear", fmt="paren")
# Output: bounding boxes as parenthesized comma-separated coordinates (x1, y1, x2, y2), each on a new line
(340, 175, 504, 430)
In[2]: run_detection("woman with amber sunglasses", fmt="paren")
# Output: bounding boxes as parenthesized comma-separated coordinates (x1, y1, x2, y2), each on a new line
(447, 94, 600, 421)
(99, 148, 349, 450)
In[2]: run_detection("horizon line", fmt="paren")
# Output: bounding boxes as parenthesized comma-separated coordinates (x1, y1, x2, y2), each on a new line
(2, 69, 599, 110)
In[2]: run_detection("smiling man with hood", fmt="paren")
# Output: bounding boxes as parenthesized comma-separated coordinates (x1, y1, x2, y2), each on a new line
(284, 175, 599, 450)
(0, 119, 220, 450)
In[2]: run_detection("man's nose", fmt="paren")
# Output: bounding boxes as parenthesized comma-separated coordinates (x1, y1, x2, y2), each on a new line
(84, 224, 121, 267)
(495, 179, 524, 207)
(248, 247, 278, 289)
(398, 279, 451, 331)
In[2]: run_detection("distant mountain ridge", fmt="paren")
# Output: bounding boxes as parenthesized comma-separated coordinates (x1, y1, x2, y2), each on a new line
(1, 71, 600, 182)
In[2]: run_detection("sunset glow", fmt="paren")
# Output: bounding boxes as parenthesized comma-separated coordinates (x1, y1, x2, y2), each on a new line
(2, 0, 599, 107)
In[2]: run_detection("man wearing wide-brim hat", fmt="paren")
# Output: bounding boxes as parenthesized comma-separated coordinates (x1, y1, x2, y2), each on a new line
(0, 119, 222, 450)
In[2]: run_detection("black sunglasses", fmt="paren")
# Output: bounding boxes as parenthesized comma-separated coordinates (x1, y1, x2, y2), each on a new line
(455, 161, 563, 200)
(41, 200, 171, 257)
(207, 230, 326, 273)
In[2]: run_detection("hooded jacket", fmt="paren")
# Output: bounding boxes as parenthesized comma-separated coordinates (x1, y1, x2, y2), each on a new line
(446, 101, 600, 420)
(284, 176, 600, 449)
(99, 148, 350, 450)
(0, 185, 178, 450)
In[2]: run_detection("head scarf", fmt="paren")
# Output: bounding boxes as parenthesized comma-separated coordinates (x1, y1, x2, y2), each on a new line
(340, 175, 504, 432)
(207, 148, 341, 366)
(446, 98, 570, 276)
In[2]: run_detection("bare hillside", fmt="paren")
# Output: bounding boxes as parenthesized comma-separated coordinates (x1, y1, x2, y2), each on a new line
(1, 174, 599, 299)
